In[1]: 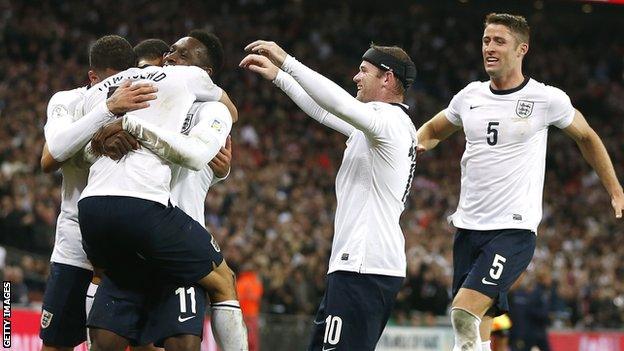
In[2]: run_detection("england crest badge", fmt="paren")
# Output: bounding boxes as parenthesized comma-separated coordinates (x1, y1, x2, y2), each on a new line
(516, 100, 534, 118)
(41, 309, 53, 328)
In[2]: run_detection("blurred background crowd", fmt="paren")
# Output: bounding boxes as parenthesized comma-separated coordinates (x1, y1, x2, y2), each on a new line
(1, 0, 623, 333)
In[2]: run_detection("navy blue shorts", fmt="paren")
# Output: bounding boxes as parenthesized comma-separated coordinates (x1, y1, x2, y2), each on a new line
(452, 228, 536, 316)
(78, 196, 223, 286)
(87, 275, 149, 346)
(307, 271, 403, 351)
(88, 275, 206, 346)
(143, 283, 207, 347)
(40, 262, 93, 347)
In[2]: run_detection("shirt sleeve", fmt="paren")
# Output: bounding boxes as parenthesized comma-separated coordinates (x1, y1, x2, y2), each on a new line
(273, 70, 355, 137)
(123, 102, 232, 171)
(444, 86, 469, 127)
(280, 55, 386, 139)
(184, 66, 223, 102)
(210, 166, 229, 186)
(546, 86, 575, 129)
(44, 91, 115, 162)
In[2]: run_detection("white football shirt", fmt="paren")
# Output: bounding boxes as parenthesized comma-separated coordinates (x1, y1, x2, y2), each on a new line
(43, 87, 92, 270)
(278, 57, 418, 278)
(330, 103, 417, 277)
(445, 78, 575, 233)
(169, 102, 231, 226)
(79, 65, 222, 205)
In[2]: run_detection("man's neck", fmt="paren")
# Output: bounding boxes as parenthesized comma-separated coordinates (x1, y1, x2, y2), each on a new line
(376, 91, 404, 104)
(490, 69, 525, 91)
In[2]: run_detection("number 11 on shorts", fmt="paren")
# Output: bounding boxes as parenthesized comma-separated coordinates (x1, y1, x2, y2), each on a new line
(175, 287, 197, 314)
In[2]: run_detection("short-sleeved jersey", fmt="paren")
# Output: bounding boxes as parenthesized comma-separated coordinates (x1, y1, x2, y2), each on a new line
(169, 102, 232, 226)
(79, 65, 222, 205)
(445, 78, 575, 232)
(330, 102, 417, 278)
(43, 87, 92, 270)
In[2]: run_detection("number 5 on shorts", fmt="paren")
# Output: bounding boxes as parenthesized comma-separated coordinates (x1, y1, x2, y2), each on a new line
(323, 315, 343, 345)
(489, 254, 507, 280)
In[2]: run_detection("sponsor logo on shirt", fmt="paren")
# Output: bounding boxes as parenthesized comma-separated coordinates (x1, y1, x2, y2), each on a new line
(341, 253, 349, 261)
(515, 100, 534, 118)
(513, 214, 523, 221)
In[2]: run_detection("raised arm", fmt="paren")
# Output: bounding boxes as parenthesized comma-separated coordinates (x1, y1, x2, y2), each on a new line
(273, 70, 355, 136)
(563, 109, 623, 218)
(241, 41, 378, 135)
(416, 110, 462, 152)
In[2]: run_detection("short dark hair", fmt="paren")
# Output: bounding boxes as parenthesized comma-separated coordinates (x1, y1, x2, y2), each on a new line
(133, 39, 169, 61)
(484, 13, 530, 45)
(369, 44, 415, 94)
(188, 30, 224, 74)
(89, 35, 136, 72)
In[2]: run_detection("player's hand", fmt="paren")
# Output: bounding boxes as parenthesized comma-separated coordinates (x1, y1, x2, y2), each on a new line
(240, 54, 279, 81)
(416, 144, 427, 157)
(244, 40, 288, 67)
(209, 136, 232, 178)
(612, 193, 624, 219)
(91, 119, 138, 157)
(106, 80, 158, 116)
(102, 131, 140, 160)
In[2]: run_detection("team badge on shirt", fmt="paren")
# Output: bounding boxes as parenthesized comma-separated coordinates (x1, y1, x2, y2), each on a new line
(211, 120, 224, 134)
(181, 113, 194, 135)
(41, 309, 53, 328)
(515, 100, 534, 118)
(50, 105, 68, 120)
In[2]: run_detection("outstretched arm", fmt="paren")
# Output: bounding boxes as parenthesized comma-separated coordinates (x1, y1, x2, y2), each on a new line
(241, 41, 377, 136)
(273, 70, 354, 136)
(563, 109, 623, 218)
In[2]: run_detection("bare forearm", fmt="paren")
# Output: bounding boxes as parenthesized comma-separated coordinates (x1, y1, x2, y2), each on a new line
(416, 111, 460, 151)
(577, 131, 623, 197)
(41, 143, 63, 173)
(416, 123, 442, 151)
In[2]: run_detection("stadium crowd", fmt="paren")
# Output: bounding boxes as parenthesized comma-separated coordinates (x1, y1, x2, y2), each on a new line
(1, 0, 623, 330)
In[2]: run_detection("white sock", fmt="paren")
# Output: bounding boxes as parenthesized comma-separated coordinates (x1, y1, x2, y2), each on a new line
(211, 300, 248, 351)
(481, 340, 492, 351)
(451, 308, 482, 351)
(85, 282, 99, 349)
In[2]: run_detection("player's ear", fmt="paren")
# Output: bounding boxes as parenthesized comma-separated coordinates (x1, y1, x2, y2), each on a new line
(383, 70, 394, 86)
(88, 70, 100, 85)
(517, 42, 529, 57)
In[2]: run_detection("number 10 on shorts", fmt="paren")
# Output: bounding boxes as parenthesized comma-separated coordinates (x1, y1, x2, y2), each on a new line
(323, 315, 343, 345)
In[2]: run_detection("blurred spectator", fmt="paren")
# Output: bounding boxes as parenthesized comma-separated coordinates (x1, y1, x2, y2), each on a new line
(4, 265, 29, 306)
(237, 262, 264, 351)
